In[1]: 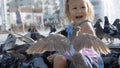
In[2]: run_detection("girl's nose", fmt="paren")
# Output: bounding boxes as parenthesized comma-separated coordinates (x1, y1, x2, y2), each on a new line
(77, 9, 82, 13)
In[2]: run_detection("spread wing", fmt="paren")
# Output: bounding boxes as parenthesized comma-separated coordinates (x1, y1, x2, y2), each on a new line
(72, 33, 110, 55)
(26, 34, 71, 54)
(6, 30, 35, 44)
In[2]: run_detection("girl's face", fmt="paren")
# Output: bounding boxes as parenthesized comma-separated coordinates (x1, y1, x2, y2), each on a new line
(68, 0, 88, 25)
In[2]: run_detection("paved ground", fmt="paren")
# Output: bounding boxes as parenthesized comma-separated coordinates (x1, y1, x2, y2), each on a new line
(0, 27, 63, 44)
(0, 25, 44, 34)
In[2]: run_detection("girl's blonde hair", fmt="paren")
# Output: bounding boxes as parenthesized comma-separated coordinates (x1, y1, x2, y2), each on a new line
(65, 0, 94, 22)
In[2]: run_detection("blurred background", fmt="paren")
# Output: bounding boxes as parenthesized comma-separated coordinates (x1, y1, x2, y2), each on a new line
(0, 0, 120, 32)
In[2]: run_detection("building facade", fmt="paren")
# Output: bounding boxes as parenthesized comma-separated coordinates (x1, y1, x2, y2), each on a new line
(1, 0, 112, 30)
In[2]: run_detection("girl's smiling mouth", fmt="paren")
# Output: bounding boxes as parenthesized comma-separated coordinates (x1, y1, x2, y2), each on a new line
(75, 16, 83, 19)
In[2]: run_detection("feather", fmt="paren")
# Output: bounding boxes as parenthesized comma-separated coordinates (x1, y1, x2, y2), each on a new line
(70, 52, 88, 68)
(26, 34, 71, 54)
(72, 33, 111, 55)
(6, 30, 35, 44)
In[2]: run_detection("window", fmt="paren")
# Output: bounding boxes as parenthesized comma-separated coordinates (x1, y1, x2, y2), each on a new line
(7, 3, 9, 6)
(15, 0, 17, 2)
(20, 4, 23, 6)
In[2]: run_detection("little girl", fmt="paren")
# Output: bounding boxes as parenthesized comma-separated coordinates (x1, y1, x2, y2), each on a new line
(65, 0, 96, 38)
(56, 0, 109, 68)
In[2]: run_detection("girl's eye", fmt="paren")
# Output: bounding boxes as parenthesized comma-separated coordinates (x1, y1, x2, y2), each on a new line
(82, 6, 85, 8)
(73, 7, 77, 9)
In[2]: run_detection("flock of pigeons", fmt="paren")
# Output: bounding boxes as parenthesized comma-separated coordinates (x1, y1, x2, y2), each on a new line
(0, 27, 47, 68)
(94, 16, 120, 44)
(0, 20, 119, 68)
